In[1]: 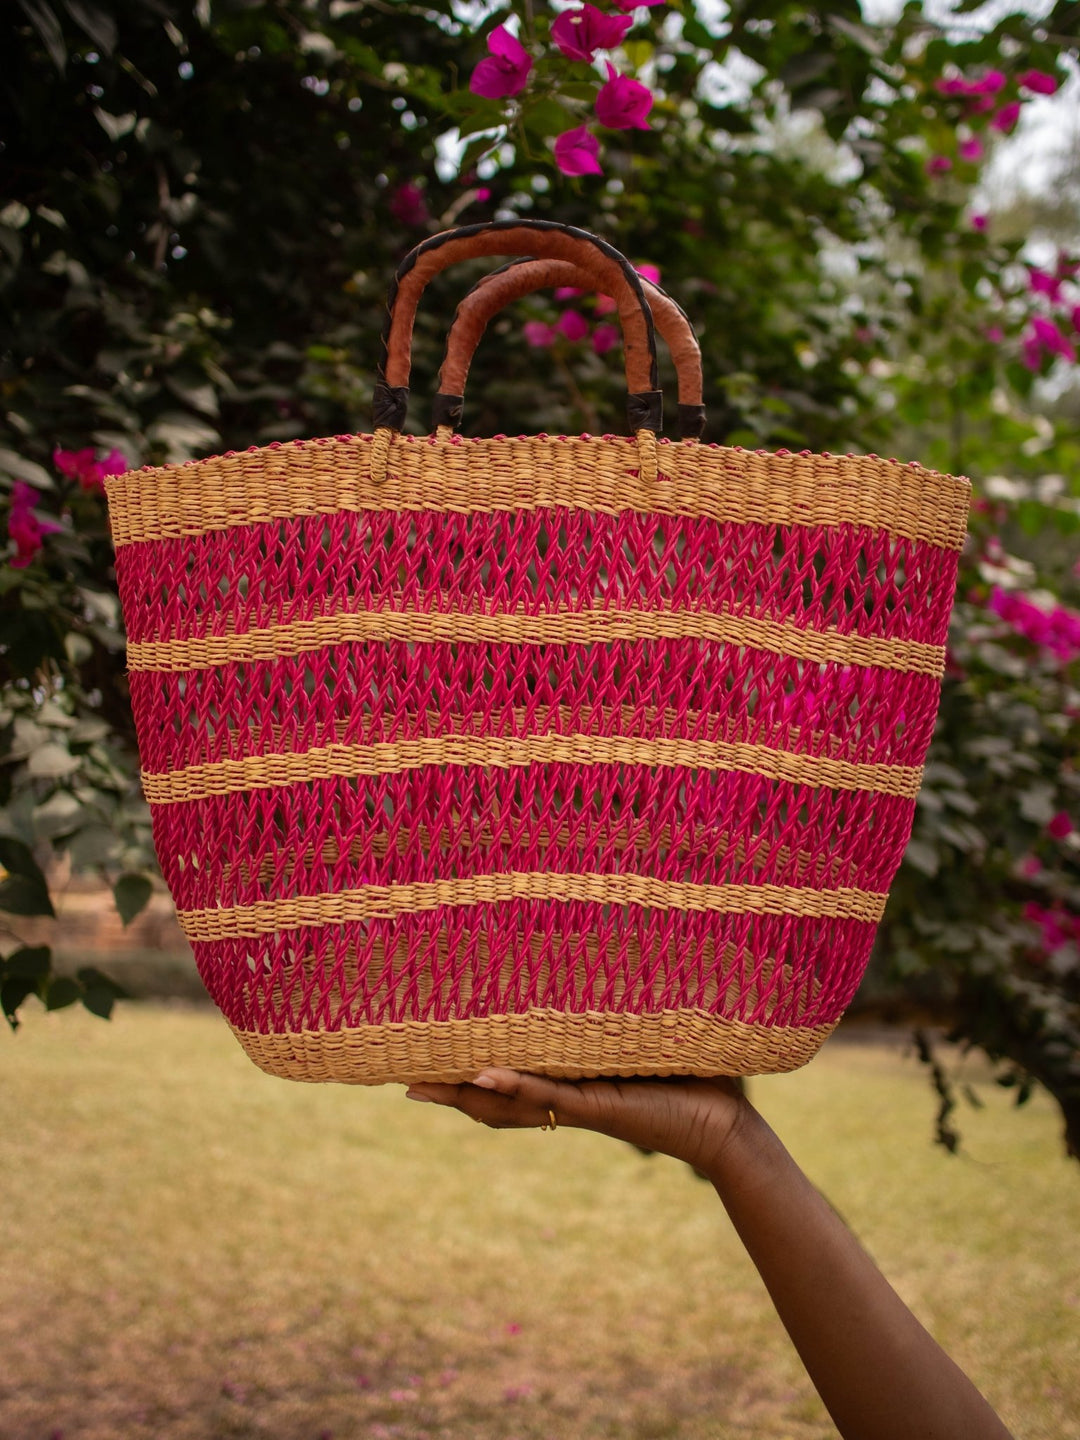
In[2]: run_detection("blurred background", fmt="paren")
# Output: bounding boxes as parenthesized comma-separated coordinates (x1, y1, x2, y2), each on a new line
(2, 1, 1079, 1436)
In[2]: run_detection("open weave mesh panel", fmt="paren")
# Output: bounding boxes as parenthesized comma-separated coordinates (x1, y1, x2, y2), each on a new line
(109, 433, 967, 1082)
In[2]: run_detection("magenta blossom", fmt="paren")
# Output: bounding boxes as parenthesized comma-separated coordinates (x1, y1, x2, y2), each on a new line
(389, 182, 429, 227)
(971, 212, 988, 231)
(470, 24, 532, 100)
(54, 445, 127, 494)
(1072, 304, 1080, 335)
(523, 320, 556, 348)
(556, 309, 590, 342)
(989, 586, 1080, 663)
(553, 125, 603, 176)
(991, 100, 1022, 132)
(985, 325, 1004, 343)
(1029, 268, 1062, 303)
(551, 5, 631, 63)
(636, 262, 660, 284)
(959, 136, 984, 162)
(936, 69, 1006, 97)
(612, 0, 665, 8)
(554, 286, 584, 300)
(1048, 811, 1074, 840)
(594, 293, 617, 316)
(8, 480, 62, 568)
(1032, 314, 1077, 360)
(595, 63, 653, 130)
(925, 154, 952, 175)
(592, 323, 619, 355)
(1023, 902, 1078, 956)
(1017, 69, 1058, 95)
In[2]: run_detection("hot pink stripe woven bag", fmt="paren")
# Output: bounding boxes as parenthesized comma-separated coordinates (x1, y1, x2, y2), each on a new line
(105, 220, 970, 1085)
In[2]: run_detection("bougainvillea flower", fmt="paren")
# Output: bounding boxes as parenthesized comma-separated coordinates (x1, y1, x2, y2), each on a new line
(592, 323, 620, 355)
(1072, 304, 1080, 335)
(594, 293, 617, 316)
(554, 286, 584, 300)
(553, 125, 603, 176)
(470, 25, 532, 99)
(595, 63, 653, 130)
(971, 213, 988, 231)
(989, 586, 1080, 662)
(936, 70, 1005, 97)
(523, 320, 557, 348)
(612, 0, 665, 8)
(991, 101, 1022, 132)
(1029, 268, 1062, 302)
(8, 480, 62, 568)
(551, 4, 631, 63)
(959, 136, 984, 162)
(985, 325, 1004, 343)
(1017, 69, 1058, 94)
(1032, 314, 1076, 359)
(556, 309, 590, 342)
(636, 262, 661, 284)
(389, 183, 429, 227)
(54, 445, 128, 493)
(1048, 811, 1074, 840)
(925, 154, 953, 175)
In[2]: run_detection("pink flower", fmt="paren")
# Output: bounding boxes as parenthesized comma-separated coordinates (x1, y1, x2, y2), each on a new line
(594, 293, 617, 316)
(991, 101, 1022, 132)
(553, 125, 603, 176)
(475, 187, 492, 202)
(8, 480, 62, 568)
(554, 286, 584, 300)
(1021, 332, 1043, 371)
(1017, 69, 1057, 95)
(925, 154, 952, 175)
(635, 262, 661, 284)
(470, 24, 532, 100)
(611, 0, 665, 8)
(989, 586, 1080, 663)
(1029, 268, 1062, 303)
(53, 445, 127, 493)
(971, 213, 988, 231)
(1032, 314, 1076, 360)
(523, 320, 556, 348)
(592, 323, 619, 355)
(959, 136, 984, 162)
(1048, 811, 1074, 840)
(985, 325, 1004, 343)
(936, 70, 1005, 97)
(1072, 304, 1080, 335)
(551, 5, 631, 63)
(389, 183, 429, 227)
(595, 63, 653, 130)
(556, 309, 590, 342)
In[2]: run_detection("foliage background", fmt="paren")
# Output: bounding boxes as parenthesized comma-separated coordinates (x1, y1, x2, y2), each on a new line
(2, 0, 1078, 1154)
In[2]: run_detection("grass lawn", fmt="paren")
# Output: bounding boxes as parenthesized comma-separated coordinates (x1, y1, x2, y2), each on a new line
(2, 1003, 1077, 1440)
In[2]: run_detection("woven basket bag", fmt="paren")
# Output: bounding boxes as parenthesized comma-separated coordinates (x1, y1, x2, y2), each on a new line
(105, 219, 970, 1086)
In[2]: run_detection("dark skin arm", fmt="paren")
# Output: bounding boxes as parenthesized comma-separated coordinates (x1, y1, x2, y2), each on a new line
(406, 1069, 1014, 1440)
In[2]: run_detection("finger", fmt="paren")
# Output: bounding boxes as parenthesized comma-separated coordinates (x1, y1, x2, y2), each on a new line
(405, 1070, 583, 1130)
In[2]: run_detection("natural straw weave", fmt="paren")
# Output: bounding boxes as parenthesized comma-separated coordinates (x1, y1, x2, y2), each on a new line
(107, 428, 968, 1085)
(104, 218, 967, 1086)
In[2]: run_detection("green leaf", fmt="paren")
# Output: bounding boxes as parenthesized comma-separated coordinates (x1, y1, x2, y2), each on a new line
(76, 965, 127, 1019)
(45, 975, 81, 1010)
(61, 0, 117, 54)
(0, 874, 55, 917)
(113, 872, 153, 926)
(3, 946, 52, 980)
(16, 0, 66, 73)
(0, 447, 54, 490)
(2, 975, 40, 1028)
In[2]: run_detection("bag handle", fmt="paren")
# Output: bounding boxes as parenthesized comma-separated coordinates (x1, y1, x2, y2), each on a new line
(433, 257, 706, 440)
(374, 220, 662, 459)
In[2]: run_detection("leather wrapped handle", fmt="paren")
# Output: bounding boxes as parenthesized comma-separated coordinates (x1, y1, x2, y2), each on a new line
(375, 219, 662, 437)
(434, 257, 706, 440)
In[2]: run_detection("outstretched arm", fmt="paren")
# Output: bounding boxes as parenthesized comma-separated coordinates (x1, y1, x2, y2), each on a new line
(406, 1069, 1013, 1440)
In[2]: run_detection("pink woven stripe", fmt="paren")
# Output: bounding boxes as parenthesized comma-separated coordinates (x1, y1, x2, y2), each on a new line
(190, 906, 876, 1032)
(116, 511, 959, 648)
(152, 769, 915, 912)
(129, 642, 940, 776)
